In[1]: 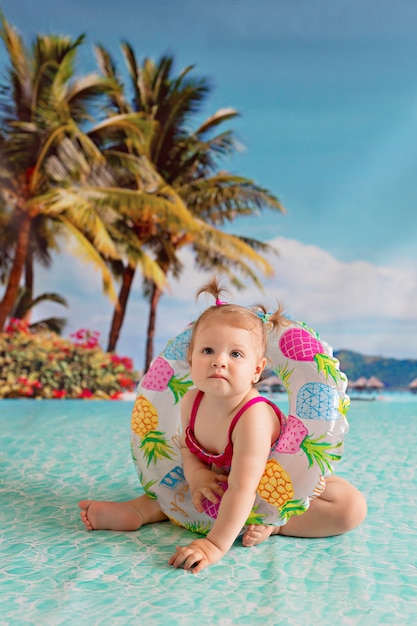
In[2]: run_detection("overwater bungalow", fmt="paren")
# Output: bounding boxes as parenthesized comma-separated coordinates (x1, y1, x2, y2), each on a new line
(258, 375, 285, 393)
(409, 378, 417, 394)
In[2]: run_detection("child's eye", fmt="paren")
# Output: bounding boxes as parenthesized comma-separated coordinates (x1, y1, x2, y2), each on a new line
(231, 351, 242, 359)
(202, 347, 213, 355)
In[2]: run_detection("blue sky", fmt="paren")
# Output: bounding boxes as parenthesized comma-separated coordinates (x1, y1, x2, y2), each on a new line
(2, 0, 417, 367)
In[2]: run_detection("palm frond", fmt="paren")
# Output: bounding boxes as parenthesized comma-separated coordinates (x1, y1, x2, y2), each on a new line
(30, 316, 67, 334)
(192, 219, 274, 279)
(0, 14, 33, 105)
(195, 108, 239, 136)
(88, 112, 156, 155)
(58, 215, 117, 301)
(178, 174, 284, 224)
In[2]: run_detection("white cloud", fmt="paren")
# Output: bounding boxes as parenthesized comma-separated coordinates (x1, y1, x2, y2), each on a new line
(25, 237, 417, 367)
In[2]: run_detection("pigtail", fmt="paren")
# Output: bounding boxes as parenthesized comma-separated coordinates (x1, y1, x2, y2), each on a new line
(196, 276, 230, 305)
(252, 302, 289, 332)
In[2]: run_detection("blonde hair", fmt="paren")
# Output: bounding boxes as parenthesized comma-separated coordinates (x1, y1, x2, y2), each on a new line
(189, 277, 288, 357)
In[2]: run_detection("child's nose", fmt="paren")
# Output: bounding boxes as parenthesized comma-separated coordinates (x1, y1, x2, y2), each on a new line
(212, 353, 227, 367)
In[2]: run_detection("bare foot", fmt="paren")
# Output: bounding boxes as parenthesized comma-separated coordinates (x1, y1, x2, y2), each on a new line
(242, 524, 280, 547)
(78, 495, 167, 532)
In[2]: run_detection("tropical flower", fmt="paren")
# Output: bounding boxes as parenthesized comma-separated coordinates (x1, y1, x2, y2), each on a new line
(0, 326, 139, 399)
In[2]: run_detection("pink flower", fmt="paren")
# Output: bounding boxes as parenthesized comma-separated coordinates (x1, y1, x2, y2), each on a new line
(79, 389, 94, 399)
(52, 389, 67, 399)
(70, 329, 100, 349)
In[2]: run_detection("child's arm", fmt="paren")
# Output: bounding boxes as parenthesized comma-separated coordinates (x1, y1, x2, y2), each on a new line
(170, 401, 279, 572)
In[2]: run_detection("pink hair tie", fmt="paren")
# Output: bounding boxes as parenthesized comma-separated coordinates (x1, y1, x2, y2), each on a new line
(215, 298, 227, 306)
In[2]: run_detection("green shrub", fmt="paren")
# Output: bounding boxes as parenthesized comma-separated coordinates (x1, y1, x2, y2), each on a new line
(0, 320, 140, 399)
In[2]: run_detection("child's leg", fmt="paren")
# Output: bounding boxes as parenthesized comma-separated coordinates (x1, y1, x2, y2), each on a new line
(78, 494, 168, 532)
(279, 475, 367, 538)
(242, 476, 366, 546)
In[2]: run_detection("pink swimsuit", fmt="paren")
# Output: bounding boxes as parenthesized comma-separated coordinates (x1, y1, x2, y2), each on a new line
(185, 390, 285, 469)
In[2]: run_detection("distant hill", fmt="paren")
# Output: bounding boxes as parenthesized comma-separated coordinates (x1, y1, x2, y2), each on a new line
(334, 350, 417, 391)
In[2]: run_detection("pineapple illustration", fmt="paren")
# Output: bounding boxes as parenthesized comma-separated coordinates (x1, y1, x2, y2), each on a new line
(339, 395, 350, 417)
(279, 327, 340, 383)
(201, 481, 228, 519)
(297, 382, 340, 421)
(245, 505, 266, 525)
(276, 414, 342, 474)
(138, 472, 158, 500)
(141, 356, 193, 403)
(257, 459, 294, 507)
(132, 395, 174, 467)
(257, 458, 307, 520)
(163, 327, 193, 361)
(183, 520, 212, 535)
(273, 363, 293, 392)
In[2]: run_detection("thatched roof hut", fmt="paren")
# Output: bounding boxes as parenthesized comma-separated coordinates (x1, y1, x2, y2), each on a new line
(350, 376, 385, 391)
(366, 376, 385, 390)
(258, 375, 284, 393)
(409, 378, 417, 393)
(350, 376, 368, 390)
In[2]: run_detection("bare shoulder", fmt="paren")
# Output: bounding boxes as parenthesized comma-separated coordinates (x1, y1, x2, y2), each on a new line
(234, 395, 280, 442)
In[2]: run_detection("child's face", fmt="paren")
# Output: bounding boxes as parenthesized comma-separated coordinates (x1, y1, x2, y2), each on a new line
(189, 319, 266, 398)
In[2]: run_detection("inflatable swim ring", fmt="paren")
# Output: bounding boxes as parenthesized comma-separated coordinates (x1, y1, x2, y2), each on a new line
(130, 317, 350, 534)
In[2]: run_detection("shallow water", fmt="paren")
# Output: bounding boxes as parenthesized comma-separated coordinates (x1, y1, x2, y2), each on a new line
(1, 397, 417, 625)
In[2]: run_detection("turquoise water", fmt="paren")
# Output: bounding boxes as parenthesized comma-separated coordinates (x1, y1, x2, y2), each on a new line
(1, 397, 417, 625)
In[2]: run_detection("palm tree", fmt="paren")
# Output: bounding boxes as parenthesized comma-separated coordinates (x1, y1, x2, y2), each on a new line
(0, 16, 194, 332)
(96, 46, 284, 369)
(0, 16, 118, 330)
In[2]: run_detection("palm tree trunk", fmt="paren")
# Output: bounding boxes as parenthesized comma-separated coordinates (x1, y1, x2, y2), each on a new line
(23, 249, 34, 324)
(144, 282, 162, 372)
(0, 212, 31, 331)
(106, 264, 136, 353)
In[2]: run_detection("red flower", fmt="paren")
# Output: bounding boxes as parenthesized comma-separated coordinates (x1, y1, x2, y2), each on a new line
(110, 354, 134, 371)
(109, 391, 123, 400)
(6, 318, 30, 335)
(79, 389, 94, 398)
(52, 389, 67, 399)
(117, 375, 135, 389)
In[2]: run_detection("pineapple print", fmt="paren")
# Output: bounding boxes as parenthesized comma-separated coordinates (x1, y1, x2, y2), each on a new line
(257, 459, 294, 508)
(245, 505, 266, 525)
(183, 520, 212, 535)
(276, 414, 342, 474)
(202, 481, 228, 519)
(138, 472, 158, 500)
(296, 382, 340, 421)
(141, 356, 193, 403)
(257, 459, 308, 520)
(257, 459, 307, 521)
(163, 327, 192, 361)
(132, 395, 174, 467)
(279, 327, 340, 383)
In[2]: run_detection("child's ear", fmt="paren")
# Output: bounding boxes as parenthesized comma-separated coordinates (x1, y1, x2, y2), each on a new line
(253, 357, 267, 382)
(258, 356, 267, 374)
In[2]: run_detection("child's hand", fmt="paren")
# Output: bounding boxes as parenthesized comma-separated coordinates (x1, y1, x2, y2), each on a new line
(190, 470, 228, 513)
(168, 538, 225, 573)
